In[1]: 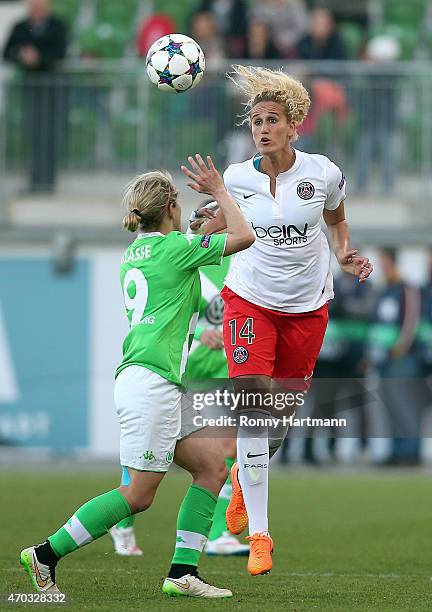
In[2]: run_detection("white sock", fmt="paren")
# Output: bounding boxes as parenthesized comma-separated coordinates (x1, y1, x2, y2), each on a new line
(237, 417, 269, 535)
(269, 419, 290, 458)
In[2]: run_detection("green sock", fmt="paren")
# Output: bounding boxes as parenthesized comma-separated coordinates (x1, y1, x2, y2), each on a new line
(172, 484, 217, 566)
(115, 515, 135, 529)
(209, 457, 235, 541)
(48, 489, 131, 558)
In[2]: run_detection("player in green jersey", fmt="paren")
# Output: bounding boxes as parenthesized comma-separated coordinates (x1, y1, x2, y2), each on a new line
(111, 210, 248, 557)
(20, 155, 255, 599)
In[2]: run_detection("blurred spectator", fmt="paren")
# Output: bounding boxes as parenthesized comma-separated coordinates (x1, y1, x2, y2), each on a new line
(295, 7, 347, 60)
(190, 11, 226, 71)
(250, 0, 309, 58)
(297, 78, 348, 152)
(355, 35, 400, 194)
(418, 250, 432, 376)
(3, 0, 67, 193)
(243, 18, 281, 60)
(197, 0, 248, 57)
(368, 248, 422, 465)
(136, 13, 176, 58)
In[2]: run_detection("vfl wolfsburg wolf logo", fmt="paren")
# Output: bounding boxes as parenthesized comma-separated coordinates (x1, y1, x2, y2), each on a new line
(205, 295, 224, 325)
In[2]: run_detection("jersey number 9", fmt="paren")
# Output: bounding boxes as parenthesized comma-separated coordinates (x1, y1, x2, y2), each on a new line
(123, 268, 149, 327)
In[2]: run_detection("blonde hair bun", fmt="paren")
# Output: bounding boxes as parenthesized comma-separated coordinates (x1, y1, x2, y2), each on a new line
(122, 170, 177, 232)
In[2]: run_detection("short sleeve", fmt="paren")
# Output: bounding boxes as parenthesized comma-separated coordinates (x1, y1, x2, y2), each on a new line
(325, 159, 346, 211)
(167, 232, 227, 272)
(223, 166, 234, 196)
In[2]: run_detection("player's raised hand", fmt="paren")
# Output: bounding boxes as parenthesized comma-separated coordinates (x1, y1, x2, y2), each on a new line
(337, 249, 373, 282)
(200, 329, 224, 350)
(181, 154, 225, 197)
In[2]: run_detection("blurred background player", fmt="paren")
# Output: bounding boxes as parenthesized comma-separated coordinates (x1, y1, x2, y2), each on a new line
(110, 199, 248, 557)
(303, 270, 374, 465)
(188, 200, 248, 556)
(368, 248, 421, 465)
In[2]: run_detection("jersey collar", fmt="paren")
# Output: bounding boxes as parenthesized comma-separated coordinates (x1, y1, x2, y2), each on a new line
(250, 148, 302, 177)
(137, 232, 164, 239)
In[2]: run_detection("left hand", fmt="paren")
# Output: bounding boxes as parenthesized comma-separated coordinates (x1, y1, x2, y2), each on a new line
(336, 248, 373, 282)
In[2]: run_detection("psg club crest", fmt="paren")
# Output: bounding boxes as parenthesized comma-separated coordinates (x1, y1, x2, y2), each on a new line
(297, 181, 315, 200)
(233, 346, 249, 364)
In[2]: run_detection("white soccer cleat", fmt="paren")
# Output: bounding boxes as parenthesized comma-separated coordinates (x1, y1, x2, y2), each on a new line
(20, 546, 61, 593)
(109, 526, 143, 556)
(204, 532, 249, 556)
(162, 574, 232, 598)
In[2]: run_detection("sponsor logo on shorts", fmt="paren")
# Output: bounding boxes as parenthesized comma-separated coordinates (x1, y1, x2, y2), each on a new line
(165, 451, 174, 463)
(142, 450, 155, 461)
(338, 173, 346, 190)
(200, 235, 211, 248)
(233, 346, 249, 364)
(297, 181, 315, 200)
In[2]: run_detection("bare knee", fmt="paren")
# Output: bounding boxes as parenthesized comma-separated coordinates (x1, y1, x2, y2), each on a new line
(119, 485, 157, 514)
(193, 458, 227, 493)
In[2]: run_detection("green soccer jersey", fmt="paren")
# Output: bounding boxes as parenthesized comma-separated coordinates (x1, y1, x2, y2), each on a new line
(186, 256, 232, 381)
(116, 231, 227, 387)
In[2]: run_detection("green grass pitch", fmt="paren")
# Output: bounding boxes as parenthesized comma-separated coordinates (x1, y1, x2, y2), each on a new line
(1, 468, 432, 611)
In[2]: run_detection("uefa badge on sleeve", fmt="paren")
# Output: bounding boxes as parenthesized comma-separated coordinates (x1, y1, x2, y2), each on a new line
(200, 235, 211, 248)
(233, 346, 249, 364)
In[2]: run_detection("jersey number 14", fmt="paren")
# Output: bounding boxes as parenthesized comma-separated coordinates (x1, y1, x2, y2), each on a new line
(229, 318, 255, 345)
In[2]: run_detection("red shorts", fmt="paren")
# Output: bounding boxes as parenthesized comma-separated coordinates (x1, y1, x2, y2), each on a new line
(221, 286, 328, 390)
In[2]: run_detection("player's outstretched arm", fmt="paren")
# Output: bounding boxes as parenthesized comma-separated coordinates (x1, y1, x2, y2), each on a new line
(324, 202, 373, 283)
(181, 154, 254, 255)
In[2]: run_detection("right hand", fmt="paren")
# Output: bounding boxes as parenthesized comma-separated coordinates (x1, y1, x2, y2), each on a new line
(189, 204, 218, 232)
(200, 329, 224, 350)
(181, 154, 225, 198)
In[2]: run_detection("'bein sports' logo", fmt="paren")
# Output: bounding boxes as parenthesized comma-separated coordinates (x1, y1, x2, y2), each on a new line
(251, 222, 308, 247)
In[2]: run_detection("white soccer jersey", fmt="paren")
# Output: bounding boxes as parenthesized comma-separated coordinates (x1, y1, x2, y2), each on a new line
(224, 149, 346, 313)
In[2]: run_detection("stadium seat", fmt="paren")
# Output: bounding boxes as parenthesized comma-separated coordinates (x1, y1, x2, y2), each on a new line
(369, 24, 418, 60)
(96, 0, 139, 30)
(339, 22, 365, 59)
(382, 0, 426, 28)
(53, 0, 81, 26)
(77, 24, 129, 58)
(162, 0, 200, 33)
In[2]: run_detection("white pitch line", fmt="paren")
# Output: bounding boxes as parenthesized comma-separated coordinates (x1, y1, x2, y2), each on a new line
(5, 568, 431, 580)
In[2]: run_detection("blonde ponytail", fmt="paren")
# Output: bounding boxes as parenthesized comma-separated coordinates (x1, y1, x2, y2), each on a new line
(122, 170, 177, 232)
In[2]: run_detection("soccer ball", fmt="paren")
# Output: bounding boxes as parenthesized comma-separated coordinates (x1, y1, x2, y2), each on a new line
(146, 34, 205, 94)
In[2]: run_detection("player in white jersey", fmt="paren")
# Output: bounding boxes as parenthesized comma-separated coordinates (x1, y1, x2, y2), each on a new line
(190, 65, 373, 576)
(19, 157, 254, 599)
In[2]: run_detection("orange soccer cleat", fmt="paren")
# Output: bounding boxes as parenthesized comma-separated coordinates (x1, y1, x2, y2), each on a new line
(245, 532, 274, 576)
(225, 463, 248, 535)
